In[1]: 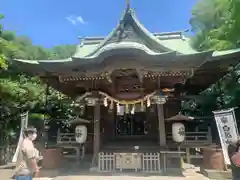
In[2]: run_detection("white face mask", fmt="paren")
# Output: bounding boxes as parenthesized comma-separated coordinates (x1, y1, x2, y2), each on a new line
(31, 133, 37, 141)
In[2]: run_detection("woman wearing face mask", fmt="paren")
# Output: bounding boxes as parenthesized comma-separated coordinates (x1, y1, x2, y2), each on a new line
(14, 127, 41, 180)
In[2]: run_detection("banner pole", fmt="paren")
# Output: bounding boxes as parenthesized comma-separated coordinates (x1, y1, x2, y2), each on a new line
(12, 112, 29, 163)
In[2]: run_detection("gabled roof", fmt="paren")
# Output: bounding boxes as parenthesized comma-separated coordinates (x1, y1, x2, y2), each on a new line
(11, 4, 240, 80)
(72, 7, 197, 59)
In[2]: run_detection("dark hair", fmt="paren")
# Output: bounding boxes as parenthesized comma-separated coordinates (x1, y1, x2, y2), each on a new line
(23, 126, 37, 137)
(228, 140, 240, 157)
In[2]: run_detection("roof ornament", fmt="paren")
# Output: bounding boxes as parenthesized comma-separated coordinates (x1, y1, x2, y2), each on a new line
(126, 0, 130, 10)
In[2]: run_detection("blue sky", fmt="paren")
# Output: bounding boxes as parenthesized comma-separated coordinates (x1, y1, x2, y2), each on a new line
(1, 0, 199, 48)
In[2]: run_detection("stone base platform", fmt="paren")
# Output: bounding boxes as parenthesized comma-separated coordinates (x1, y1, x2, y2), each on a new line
(200, 167, 232, 179)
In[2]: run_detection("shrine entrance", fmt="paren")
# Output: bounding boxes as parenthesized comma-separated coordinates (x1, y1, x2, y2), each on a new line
(115, 112, 147, 137)
(115, 112, 148, 137)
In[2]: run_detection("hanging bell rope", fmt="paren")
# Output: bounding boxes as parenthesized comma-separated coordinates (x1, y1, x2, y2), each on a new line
(75, 92, 91, 102)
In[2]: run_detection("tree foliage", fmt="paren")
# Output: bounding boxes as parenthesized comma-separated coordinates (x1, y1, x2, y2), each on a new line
(0, 15, 76, 145)
(187, 0, 240, 121)
(190, 0, 240, 51)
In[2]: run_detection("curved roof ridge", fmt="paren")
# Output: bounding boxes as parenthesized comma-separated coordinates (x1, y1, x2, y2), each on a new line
(85, 42, 173, 58)
(83, 8, 129, 57)
(129, 9, 172, 52)
(14, 58, 72, 63)
(84, 8, 174, 58)
(153, 30, 188, 36)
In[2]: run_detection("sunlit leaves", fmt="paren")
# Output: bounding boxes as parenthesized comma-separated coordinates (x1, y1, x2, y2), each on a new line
(190, 0, 240, 51)
(185, 0, 240, 117)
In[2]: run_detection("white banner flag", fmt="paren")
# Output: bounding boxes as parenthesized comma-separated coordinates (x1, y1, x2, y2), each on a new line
(213, 108, 239, 165)
(12, 112, 29, 163)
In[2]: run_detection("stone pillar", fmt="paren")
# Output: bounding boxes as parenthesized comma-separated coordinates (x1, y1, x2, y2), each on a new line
(157, 104, 166, 146)
(91, 98, 100, 167)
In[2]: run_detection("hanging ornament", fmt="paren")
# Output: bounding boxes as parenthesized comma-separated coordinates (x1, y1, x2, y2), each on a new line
(147, 97, 151, 107)
(125, 104, 129, 114)
(103, 97, 108, 107)
(79, 105, 85, 116)
(131, 105, 135, 114)
(118, 105, 125, 116)
(109, 100, 114, 110)
(140, 101, 145, 112)
(117, 103, 120, 114)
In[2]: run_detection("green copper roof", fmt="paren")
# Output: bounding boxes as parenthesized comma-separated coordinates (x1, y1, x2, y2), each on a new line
(12, 5, 240, 72)
(72, 8, 198, 59)
(212, 48, 240, 57)
(72, 34, 197, 59)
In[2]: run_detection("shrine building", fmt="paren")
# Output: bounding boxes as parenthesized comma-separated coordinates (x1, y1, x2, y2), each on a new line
(12, 3, 240, 173)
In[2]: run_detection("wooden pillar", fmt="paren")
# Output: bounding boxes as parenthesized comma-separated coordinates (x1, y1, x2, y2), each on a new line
(157, 104, 166, 146)
(108, 108, 116, 141)
(91, 99, 100, 167)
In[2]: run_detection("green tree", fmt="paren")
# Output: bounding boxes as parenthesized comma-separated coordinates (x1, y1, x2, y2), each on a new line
(187, 0, 240, 120)
(49, 45, 76, 59)
(0, 14, 7, 69)
(190, 0, 237, 51)
(0, 14, 77, 149)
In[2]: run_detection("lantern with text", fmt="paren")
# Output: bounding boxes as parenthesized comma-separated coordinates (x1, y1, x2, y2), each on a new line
(172, 123, 185, 143)
(166, 113, 194, 143)
(85, 97, 98, 106)
(75, 125, 87, 144)
(153, 95, 167, 105)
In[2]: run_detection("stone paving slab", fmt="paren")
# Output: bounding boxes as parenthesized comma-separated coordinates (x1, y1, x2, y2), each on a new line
(52, 175, 209, 180)
(0, 168, 210, 180)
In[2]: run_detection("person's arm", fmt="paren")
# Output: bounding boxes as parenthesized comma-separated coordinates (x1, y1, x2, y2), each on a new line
(30, 158, 40, 172)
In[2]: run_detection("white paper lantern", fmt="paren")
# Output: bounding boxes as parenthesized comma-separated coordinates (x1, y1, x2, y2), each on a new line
(75, 125, 87, 144)
(172, 123, 185, 143)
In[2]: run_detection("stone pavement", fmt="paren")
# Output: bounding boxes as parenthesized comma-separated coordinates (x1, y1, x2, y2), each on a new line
(0, 168, 210, 180)
(51, 175, 209, 180)
(0, 162, 212, 180)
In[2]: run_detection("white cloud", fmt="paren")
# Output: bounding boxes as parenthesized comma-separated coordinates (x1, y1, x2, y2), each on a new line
(76, 16, 86, 24)
(66, 16, 77, 25)
(66, 15, 86, 25)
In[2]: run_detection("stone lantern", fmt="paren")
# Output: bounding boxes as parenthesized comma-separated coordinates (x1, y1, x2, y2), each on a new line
(68, 118, 90, 144)
(165, 112, 194, 143)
